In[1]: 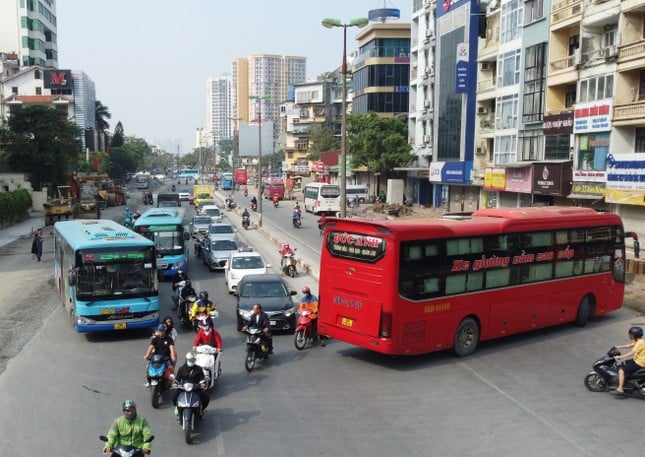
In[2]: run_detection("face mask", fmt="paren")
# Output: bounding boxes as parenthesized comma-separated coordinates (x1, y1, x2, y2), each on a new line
(187, 360, 195, 367)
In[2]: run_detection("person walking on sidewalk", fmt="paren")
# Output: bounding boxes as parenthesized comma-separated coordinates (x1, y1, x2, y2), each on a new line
(31, 228, 43, 262)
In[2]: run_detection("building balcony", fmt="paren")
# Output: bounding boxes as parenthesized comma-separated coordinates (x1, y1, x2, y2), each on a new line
(581, 0, 620, 28)
(621, 0, 645, 14)
(477, 79, 496, 101)
(613, 101, 645, 126)
(551, 0, 583, 30)
(548, 53, 579, 86)
(618, 40, 645, 72)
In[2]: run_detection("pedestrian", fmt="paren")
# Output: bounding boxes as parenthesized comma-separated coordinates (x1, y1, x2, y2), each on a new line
(31, 228, 43, 262)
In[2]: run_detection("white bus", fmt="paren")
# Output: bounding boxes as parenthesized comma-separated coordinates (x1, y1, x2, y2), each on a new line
(303, 183, 340, 215)
(345, 185, 369, 205)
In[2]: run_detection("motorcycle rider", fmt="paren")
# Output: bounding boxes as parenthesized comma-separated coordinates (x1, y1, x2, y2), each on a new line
(280, 243, 295, 271)
(103, 400, 153, 455)
(190, 291, 216, 327)
(242, 208, 251, 226)
(244, 186, 249, 196)
(170, 270, 189, 310)
(272, 194, 279, 206)
(317, 213, 327, 230)
(292, 204, 301, 225)
(163, 315, 177, 342)
(144, 324, 177, 387)
(172, 352, 210, 418)
(242, 303, 273, 354)
(614, 326, 645, 396)
(299, 286, 321, 345)
(250, 195, 258, 209)
(124, 207, 133, 227)
(192, 314, 223, 351)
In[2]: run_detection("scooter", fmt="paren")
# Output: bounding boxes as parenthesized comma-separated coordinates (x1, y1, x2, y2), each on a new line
(195, 345, 221, 390)
(99, 435, 154, 457)
(242, 214, 250, 230)
(124, 211, 133, 230)
(225, 198, 236, 211)
(292, 209, 301, 228)
(584, 347, 645, 398)
(251, 202, 257, 212)
(173, 379, 205, 444)
(179, 293, 197, 327)
(273, 198, 279, 208)
(244, 327, 271, 372)
(147, 355, 172, 408)
(244, 188, 248, 197)
(281, 252, 297, 278)
(294, 310, 324, 350)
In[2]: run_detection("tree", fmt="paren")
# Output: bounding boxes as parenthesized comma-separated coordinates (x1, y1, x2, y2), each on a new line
(306, 124, 339, 160)
(218, 138, 233, 157)
(95, 100, 111, 132)
(347, 112, 413, 175)
(111, 121, 124, 148)
(4, 105, 81, 190)
(108, 136, 152, 179)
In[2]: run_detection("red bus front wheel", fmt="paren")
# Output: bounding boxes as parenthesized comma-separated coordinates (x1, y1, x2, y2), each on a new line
(454, 317, 480, 357)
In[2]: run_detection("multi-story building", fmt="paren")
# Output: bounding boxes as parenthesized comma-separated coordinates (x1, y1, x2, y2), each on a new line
(72, 71, 97, 151)
(0, 0, 58, 68)
(408, 0, 436, 205)
(231, 54, 306, 136)
(205, 75, 232, 149)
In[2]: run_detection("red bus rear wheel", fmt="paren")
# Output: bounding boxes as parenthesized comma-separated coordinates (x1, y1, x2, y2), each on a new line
(454, 317, 479, 357)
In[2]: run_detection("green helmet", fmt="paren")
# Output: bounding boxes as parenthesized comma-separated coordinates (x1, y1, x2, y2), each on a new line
(122, 400, 136, 411)
(122, 400, 137, 421)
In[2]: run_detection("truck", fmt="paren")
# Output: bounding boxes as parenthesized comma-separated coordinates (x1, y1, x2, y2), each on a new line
(193, 185, 213, 207)
(235, 168, 248, 185)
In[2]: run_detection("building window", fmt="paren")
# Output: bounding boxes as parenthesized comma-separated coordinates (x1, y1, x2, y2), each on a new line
(639, 71, 645, 101)
(35, 87, 42, 95)
(578, 133, 609, 170)
(524, 0, 543, 23)
(636, 128, 645, 153)
(523, 43, 546, 123)
(500, 0, 523, 43)
(494, 135, 517, 165)
(578, 75, 613, 103)
(497, 50, 521, 87)
(545, 134, 570, 160)
(565, 85, 577, 108)
(518, 130, 543, 161)
(34, 69, 41, 79)
(496, 94, 519, 129)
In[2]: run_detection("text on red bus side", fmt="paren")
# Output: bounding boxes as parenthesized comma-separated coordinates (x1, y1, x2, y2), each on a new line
(451, 248, 576, 272)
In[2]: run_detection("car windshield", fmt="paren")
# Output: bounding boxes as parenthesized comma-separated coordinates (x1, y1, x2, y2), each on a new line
(211, 240, 237, 251)
(199, 201, 216, 208)
(193, 216, 211, 225)
(241, 281, 287, 298)
(209, 225, 234, 234)
(232, 256, 264, 269)
(205, 208, 220, 217)
(158, 201, 178, 207)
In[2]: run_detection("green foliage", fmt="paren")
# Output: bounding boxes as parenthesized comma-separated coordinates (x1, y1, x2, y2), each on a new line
(111, 121, 124, 148)
(306, 124, 339, 160)
(0, 189, 31, 226)
(217, 157, 231, 172)
(5, 105, 81, 190)
(95, 100, 111, 131)
(108, 136, 151, 179)
(347, 112, 412, 175)
(219, 139, 233, 156)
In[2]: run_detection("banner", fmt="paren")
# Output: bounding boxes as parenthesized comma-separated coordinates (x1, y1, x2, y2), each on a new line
(455, 43, 469, 94)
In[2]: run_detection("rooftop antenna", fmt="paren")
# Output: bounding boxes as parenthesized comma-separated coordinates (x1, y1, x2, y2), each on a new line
(368, 0, 401, 23)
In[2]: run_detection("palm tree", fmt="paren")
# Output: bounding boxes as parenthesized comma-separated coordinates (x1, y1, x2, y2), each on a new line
(95, 100, 111, 132)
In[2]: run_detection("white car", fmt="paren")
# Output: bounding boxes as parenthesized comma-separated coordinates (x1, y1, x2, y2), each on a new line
(201, 205, 222, 223)
(225, 248, 269, 293)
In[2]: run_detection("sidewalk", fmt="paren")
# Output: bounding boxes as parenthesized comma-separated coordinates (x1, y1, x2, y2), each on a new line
(0, 212, 47, 249)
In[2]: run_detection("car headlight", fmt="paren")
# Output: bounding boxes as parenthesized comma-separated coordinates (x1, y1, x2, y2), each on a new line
(284, 307, 295, 317)
(239, 309, 252, 319)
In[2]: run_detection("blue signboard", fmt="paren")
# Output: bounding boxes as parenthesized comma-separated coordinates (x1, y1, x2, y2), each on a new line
(430, 161, 467, 183)
(455, 42, 469, 93)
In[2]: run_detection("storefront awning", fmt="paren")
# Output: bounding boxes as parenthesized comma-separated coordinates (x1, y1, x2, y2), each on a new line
(567, 194, 603, 200)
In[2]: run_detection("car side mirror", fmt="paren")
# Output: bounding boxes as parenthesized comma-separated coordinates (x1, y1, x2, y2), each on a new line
(290, 291, 297, 296)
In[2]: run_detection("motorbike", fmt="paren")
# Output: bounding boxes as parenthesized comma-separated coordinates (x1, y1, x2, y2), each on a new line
(273, 198, 279, 208)
(225, 198, 236, 211)
(242, 214, 250, 230)
(292, 209, 301, 228)
(179, 293, 198, 327)
(172, 378, 206, 444)
(251, 201, 257, 212)
(147, 354, 172, 408)
(294, 310, 324, 350)
(99, 435, 154, 457)
(244, 327, 271, 372)
(195, 345, 221, 390)
(171, 184, 176, 192)
(124, 212, 133, 230)
(281, 251, 297, 278)
(244, 188, 248, 197)
(584, 347, 645, 398)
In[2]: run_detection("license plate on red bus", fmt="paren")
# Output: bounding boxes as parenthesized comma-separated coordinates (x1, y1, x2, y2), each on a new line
(340, 317, 353, 328)
(114, 323, 126, 330)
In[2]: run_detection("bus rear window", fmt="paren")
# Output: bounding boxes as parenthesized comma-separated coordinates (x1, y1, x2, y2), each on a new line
(326, 231, 386, 262)
(321, 186, 340, 198)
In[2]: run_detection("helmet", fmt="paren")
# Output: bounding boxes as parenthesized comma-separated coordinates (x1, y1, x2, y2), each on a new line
(156, 324, 166, 333)
(197, 314, 211, 330)
(186, 352, 196, 367)
(199, 291, 209, 301)
(177, 269, 185, 277)
(629, 326, 643, 339)
(302, 286, 311, 294)
(122, 400, 137, 421)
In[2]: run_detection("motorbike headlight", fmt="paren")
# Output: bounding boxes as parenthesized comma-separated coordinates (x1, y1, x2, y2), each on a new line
(184, 382, 194, 392)
(284, 307, 295, 317)
(239, 309, 252, 319)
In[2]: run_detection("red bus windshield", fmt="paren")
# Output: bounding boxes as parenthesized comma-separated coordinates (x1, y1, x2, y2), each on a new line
(318, 207, 626, 356)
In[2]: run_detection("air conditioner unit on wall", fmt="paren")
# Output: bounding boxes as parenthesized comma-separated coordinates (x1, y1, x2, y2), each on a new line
(423, 135, 431, 143)
(605, 45, 618, 60)
(480, 62, 491, 71)
(424, 100, 431, 108)
(478, 107, 488, 114)
(476, 146, 487, 155)
(426, 28, 433, 37)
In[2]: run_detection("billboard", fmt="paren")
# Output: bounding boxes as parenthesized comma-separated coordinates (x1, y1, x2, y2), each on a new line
(238, 121, 274, 157)
(573, 99, 612, 134)
(43, 70, 73, 89)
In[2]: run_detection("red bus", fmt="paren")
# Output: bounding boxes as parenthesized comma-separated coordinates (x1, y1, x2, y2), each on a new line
(263, 178, 285, 200)
(235, 168, 248, 185)
(318, 207, 628, 356)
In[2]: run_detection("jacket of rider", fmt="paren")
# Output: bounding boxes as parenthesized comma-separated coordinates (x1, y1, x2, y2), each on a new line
(190, 299, 215, 319)
(299, 295, 319, 320)
(193, 328, 223, 350)
(105, 415, 153, 453)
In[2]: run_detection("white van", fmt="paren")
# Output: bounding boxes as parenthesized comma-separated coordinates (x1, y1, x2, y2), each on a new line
(345, 185, 369, 205)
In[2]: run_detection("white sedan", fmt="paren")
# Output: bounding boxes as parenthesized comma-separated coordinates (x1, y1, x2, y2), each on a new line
(225, 248, 269, 293)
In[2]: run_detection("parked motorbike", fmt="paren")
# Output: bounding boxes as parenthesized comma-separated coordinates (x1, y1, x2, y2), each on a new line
(99, 435, 154, 457)
(173, 379, 206, 444)
(251, 202, 257, 212)
(292, 209, 301, 228)
(244, 327, 271, 372)
(195, 345, 221, 390)
(147, 354, 172, 408)
(281, 252, 297, 278)
(584, 347, 645, 398)
(242, 214, 250, 230)
(294, 310, 323, 350)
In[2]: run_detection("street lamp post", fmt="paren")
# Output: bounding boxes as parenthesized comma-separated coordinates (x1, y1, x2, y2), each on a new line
(249, 94, 270, 226)
(322, 17, 369, 217)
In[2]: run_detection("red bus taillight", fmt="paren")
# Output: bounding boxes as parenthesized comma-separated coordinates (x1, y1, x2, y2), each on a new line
(379, 311, 392, 338)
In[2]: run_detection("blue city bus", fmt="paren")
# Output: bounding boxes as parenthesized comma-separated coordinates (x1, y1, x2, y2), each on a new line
(221, 172, 234, 191)
(178, 168, 199, 180)
(134, 207, 189, 279)
(53, 219, 160, 333)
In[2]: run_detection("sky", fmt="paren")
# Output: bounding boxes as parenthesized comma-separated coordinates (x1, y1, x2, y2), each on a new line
(57, 0, 411, 154)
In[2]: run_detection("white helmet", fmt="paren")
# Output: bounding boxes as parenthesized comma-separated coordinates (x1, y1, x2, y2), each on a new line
(186, 352, 196, 367)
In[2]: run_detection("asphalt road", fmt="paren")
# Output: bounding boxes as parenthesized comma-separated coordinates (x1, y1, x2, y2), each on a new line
(1, 180, 644, 456)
